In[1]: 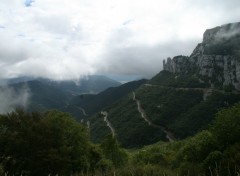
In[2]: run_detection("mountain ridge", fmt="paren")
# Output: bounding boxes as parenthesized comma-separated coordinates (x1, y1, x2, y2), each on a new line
(163, 22, 240, 90)
(3, 75, 122, 114)
(89, 22, 240, 148)
(65, 79, 147, 120)
(5, 75, 121, 95)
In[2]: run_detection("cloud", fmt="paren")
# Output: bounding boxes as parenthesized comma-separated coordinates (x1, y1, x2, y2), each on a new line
(98, 39, 197, 78)
(25, 0, 34, 7)
(0, 85, 30, 114)
(215, 23, 240, 41)
(0, 0, 239, 80)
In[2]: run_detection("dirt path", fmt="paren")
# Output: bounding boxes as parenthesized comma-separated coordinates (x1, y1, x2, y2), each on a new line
(143, 84, 240, 101)
(133, 92, 176, 142)
(175, 87, 213, 101)
(101, 111, 115, 137)
(86, 121, 90, 129)
(144, 84, 214, 101)
(75, 106, 87, 116)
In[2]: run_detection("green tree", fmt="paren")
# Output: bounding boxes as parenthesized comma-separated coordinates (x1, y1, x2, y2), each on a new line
(203, 151, 222, 172)
(88, 144, 105, 174)
(100, 135, 128, 168)
(211, 103, 240, 148)
(0, 109, 92, 175)
(0, 109, 42, 175)
(221, 143, 240, 175)
(176, 130, 217, 164)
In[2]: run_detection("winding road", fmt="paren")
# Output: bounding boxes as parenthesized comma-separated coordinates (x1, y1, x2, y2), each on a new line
(101, 111, 115, 137)
(86, 121, 90, 129)
(133, 92, 176, 142)
(75, 106, 87, 116)
(143, 84, 238, 101)
(75, 106, 89, 128)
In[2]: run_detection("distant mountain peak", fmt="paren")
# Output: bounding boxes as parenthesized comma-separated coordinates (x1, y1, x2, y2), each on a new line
(203, 22, 240, 44)
(163, 22, 240, 91)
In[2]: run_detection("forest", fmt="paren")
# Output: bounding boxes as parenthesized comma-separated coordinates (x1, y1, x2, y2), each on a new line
(0, 103, 240, 175)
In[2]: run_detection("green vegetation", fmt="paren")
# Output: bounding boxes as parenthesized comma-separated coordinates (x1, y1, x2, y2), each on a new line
(171, 91, 240, 138)
(100, 136, 128, 167)
(90, 73, 240, 147)
(150, 70, 207, 88)
(136, 86, 203, 126)
(8, 76, 122, 119)
(0, 109, 128, 175)
(66, 79, 146, 119)
(121, 104, 240, 175)
(1, 103, 240, 175)
(12, 81, 72, 112)
(90, 94, 165, 148)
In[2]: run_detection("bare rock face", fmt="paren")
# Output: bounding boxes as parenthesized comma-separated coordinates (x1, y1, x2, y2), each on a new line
(163, 56, 189, 73)
(163, 22, 240, 90)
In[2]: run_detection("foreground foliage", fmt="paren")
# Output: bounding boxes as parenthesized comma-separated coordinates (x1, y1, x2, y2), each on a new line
(128, 103, 240, 176)
(1, 103, 240, 175)
(0, 110, 127, 175)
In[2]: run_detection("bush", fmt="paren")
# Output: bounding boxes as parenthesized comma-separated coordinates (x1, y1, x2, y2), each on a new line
(203, 151, 222, 174)
(176, 131, 217, 163)
(0, 109, 95, 175)
(211, 104, 240, 148)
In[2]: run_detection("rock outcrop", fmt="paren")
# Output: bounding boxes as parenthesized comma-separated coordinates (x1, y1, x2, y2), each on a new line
(163, 22, 240, 90)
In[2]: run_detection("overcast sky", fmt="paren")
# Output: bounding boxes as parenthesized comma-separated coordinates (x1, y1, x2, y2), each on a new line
(0, 0, 240, 80)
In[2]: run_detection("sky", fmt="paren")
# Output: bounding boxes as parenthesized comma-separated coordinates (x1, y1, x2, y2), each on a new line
(0, 0, 240, 81)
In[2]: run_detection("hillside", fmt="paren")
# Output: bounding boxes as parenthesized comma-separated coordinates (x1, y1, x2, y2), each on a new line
(124, 103, 240, 175)
(6, 75, 121, 95)
(37, 75, 121, 95)
(6, 75, 121, 114)
(10, 80, 72, 112)
(65, 79, 147, 121)
(89, 22, 240, 148)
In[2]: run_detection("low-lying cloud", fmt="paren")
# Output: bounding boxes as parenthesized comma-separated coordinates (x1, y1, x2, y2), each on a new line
(0, 85, 30, 114)
(215, 23, 240, 42)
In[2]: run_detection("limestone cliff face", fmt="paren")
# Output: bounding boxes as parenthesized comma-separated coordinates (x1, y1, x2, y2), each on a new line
(163, 22, 240, 90)
(163, 56, 189, 73)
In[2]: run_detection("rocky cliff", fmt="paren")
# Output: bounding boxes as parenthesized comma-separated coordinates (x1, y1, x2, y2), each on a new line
(163, 22, 240, 90)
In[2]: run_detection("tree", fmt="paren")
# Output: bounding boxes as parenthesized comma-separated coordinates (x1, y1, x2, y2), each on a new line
(0, 109, 92, 175)
(100, 135, 128, 168)
(176, 130, 217, 164)
(0, 109, 42, 175)
(211, 103, 240, 148)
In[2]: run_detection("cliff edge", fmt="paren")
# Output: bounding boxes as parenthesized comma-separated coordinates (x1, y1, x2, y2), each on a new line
(163, 22, 240, 90)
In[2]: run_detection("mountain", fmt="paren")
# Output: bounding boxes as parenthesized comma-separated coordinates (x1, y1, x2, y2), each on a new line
(89, 22, 240, 148)
(2, 23, 240, 176)
(64, 79, 147, 120)
(9, 80, 72, 112)
(162, 22, 240, 90)
(37, 75, 121, 95)
(2, 76, 35, 85)
(6, 75, 121, 95)
(6, 75, 121, 113)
